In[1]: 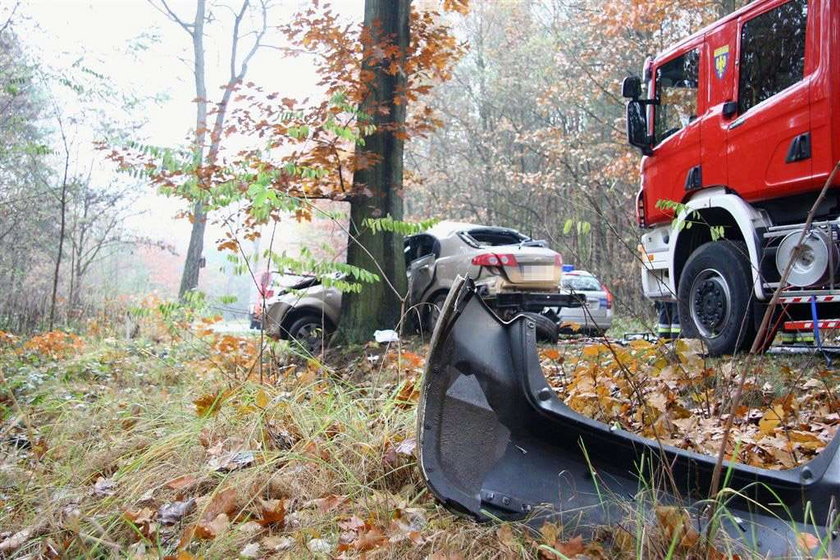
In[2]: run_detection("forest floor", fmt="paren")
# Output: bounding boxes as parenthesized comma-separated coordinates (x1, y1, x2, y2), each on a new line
(0, 314, 836, 559)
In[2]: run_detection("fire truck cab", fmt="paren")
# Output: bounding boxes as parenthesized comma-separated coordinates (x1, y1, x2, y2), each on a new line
(624, 0, 840, 355)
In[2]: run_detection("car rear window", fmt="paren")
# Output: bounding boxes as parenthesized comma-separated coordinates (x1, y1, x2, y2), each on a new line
(562, 275, 601, 291)
(462, 228, 527, 247)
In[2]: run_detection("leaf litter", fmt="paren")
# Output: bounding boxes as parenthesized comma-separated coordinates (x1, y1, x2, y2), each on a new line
(542, 338, 840, 469)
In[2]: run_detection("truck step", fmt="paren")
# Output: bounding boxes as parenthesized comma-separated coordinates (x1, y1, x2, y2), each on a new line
(778, 294, 840, 304)
(784, 319, 840, 331)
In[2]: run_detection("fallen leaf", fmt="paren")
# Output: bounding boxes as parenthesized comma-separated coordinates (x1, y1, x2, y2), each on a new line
(306, 494, 347, 512)
(497, 524, 516, 546)
(158, 499, 195, 525)
(254, 389, 270, 408)
(759, 405, 785, 436)
(203, 488, 239, 521)
(0, 527, 34, 554)
(194, 513, 229, 540)
(337, 516, 362, 531)
(541, 348, 562, 361)
(539, 534, 585, 559)
(395, 437, 417, 456)
(238, 520, 263, 534)
(307, 538, 332, 554)
(353, 527, 387, 552)
(208, 450, 255, 472)
(240, 542, 260, 558)
(654, 506, 699, 550)
(262, 535, 294, 551)
(123, 507, 157, 540)
(193, 390, 231, 417)
(165, 475, 197, 491)
(539, 522, 561, 546)
(93, 476, 116, 496)
(123, 507, 154, 525)
(257, 498, 286, 527)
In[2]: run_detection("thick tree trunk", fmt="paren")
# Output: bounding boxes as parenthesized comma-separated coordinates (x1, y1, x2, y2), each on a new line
(338, 0, 411, 344)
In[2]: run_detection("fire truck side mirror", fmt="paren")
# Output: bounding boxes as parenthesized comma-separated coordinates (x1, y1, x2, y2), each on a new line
(622, 76, 642, 99)
(626, 101, 652, 156)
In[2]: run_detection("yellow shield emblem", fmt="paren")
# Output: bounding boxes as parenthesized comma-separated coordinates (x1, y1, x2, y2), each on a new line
(713, 45, 730, 79)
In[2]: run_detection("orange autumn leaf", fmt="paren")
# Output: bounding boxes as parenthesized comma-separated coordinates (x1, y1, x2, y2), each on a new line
(257, 498, 286, 527)
(203, 488, 239, 521)
(193, 390, 231, 417)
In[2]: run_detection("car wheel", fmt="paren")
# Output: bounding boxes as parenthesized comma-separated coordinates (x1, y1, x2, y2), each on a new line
(425, 293, 449, 333)
(678, 241, 755, 356)
(521, 312, 559, 344)
(287, 314, 330, 355)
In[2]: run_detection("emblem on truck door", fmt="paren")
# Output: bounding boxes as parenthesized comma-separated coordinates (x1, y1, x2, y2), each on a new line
(713, 45, 729, 79)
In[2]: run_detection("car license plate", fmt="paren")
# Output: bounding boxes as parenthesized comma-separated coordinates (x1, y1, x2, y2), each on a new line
(521, 265, 555, 281)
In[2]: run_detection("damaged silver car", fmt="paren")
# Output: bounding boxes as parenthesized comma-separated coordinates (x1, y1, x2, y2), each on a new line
(417, 276, 840, 557)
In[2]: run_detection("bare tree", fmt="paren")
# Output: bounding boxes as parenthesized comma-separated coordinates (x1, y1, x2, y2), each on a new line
(48, 114, 72, 330)
(149, 0, 271, 299)
(66, 181, 141, 313)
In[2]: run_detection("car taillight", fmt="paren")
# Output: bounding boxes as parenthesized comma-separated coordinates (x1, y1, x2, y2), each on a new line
(554, 254, 563, 267)
(601, 284, 613, 309)
(472, 253, 518, 267)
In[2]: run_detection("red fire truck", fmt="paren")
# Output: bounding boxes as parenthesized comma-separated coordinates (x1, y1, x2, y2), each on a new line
(623, 0, 840, 355)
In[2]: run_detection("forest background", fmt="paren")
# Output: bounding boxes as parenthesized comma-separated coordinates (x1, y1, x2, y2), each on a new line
(0, 0, 749, 333)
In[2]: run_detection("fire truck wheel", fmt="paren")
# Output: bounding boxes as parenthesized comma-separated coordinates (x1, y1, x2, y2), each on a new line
(678, 240, 755, 356)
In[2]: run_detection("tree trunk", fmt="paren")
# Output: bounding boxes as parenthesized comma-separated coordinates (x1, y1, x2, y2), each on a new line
(178, 0, 208, 299)
(179, 200, 207, 297)
(338, 0, 411, 344)
(49, 142, 71, 331)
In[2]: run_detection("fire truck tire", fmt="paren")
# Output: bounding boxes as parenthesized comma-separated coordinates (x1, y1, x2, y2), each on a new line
(677, 240, 755, 356)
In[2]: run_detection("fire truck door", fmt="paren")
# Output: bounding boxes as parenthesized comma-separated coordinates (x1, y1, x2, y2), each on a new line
(700, 22, 737, 189)
(726, 0, 811, 199)
(645, 46, 703, 224)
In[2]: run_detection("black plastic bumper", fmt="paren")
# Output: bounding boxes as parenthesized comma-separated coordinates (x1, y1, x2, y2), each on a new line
(418, 276, 840, 557)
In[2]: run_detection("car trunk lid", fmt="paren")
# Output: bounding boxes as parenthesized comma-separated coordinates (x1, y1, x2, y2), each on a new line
(473, 246, 561, 289)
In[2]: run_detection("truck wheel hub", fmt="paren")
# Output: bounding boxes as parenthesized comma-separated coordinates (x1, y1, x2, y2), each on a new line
(690, 270, 730, 338)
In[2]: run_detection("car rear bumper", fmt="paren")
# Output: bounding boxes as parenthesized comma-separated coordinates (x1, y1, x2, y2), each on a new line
(418, 276, 840, 557)
(483, 290, 582, 312)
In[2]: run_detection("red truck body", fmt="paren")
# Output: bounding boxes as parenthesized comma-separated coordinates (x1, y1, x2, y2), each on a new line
(625, 0, 840, 354)
(638, 0, 839, 226)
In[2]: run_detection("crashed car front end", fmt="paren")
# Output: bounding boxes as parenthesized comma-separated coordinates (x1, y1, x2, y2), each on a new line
(418, 276, 840, 557)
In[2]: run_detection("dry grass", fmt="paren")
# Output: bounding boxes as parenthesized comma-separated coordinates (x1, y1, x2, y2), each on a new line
(0, 330, 531, 559)
(2, 322, 834, 559)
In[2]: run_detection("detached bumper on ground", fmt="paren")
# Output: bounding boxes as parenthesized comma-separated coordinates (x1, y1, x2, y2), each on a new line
(417, 276, 840, 558)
